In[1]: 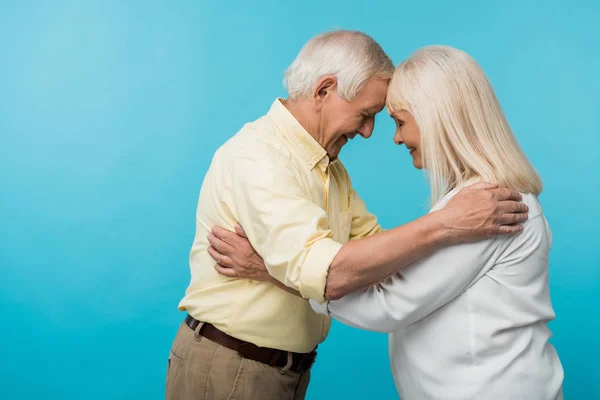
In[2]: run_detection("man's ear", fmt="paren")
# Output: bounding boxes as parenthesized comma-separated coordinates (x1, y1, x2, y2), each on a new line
(313, 75, 337, 110)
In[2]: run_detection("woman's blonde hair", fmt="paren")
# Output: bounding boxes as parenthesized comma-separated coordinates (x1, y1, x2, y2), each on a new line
(386, 45, 542, 205)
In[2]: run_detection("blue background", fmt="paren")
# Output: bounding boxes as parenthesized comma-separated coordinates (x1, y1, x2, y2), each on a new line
(1, 1, 598, 399)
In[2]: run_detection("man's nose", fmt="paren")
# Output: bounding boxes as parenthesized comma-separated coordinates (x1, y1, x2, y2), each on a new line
(361, 119, 375, 138)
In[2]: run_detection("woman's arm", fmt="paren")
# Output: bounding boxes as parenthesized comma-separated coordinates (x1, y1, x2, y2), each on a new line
(314, 236, 500, 332)
(208, 220, 501, 330)
(268, 276, 302, 297)
(207, 220, 500, 331)
(316, 214, 546, 332)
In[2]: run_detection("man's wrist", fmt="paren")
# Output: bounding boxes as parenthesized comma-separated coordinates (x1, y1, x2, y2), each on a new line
(427, 210, 455, 246)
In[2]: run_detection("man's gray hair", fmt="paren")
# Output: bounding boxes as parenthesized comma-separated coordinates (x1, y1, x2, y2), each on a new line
(284, 30, 395, 101)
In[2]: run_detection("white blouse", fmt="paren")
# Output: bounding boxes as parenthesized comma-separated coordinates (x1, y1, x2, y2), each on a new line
(311, 191, 564, 399)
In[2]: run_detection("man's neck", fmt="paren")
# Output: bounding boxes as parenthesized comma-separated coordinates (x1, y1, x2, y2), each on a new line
(282, 98, 324, 148)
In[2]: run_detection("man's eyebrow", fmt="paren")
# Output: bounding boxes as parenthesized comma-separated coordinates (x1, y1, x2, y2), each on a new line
(362, 105, 385, 115)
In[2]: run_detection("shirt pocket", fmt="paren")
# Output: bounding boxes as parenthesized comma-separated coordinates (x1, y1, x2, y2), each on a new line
(335, 211, 353, 243)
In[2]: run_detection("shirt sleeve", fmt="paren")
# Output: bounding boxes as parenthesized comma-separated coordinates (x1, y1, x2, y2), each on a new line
(228, 155, 343, 303)
(311, 235, 501, 332)
(348, 185, 383, 240)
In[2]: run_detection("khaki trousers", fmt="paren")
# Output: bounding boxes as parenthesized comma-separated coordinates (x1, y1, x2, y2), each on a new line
(166, 322, 311, 400)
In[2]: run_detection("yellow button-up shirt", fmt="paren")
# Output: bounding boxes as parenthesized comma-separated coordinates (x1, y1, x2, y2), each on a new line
(178, 99, 381, 352)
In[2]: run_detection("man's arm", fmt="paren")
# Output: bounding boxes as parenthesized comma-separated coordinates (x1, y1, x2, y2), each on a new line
(229, 155, 450, 303)
(228, 156, 342, 303)
(226, 156, 446, 303)
(324, 211, 447, 300)
(259, 212, 446, 301)
(212, 156, 528, 303)
(324, 182, 527, 300)
(311, 237, 497, 332)
(209, 224, 304, 297)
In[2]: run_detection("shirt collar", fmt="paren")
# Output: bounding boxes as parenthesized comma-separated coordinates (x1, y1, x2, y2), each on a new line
(267, 98, 331, 171)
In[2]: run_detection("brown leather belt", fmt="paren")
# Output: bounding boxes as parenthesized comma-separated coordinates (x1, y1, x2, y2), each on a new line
(185, 314, 317, 372)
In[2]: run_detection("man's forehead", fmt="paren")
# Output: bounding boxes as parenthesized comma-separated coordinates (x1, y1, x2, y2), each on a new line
(362, 102, 386, 114)
(354, 78, 389, 113)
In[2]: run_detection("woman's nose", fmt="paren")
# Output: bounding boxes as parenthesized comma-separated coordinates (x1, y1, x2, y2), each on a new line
(394, 132, 404, 145)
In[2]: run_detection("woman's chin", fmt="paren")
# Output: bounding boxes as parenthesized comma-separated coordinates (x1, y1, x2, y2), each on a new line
(412, 157, 423, 169)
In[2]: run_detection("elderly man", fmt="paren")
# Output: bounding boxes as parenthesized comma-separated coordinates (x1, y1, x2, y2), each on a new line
(166, 30, 527, 400)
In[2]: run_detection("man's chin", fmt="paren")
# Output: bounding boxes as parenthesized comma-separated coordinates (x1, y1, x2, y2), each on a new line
(326, 147, 342, 160)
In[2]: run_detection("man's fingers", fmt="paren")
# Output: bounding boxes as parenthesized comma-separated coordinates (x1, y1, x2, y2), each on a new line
(214, 263, 238, 278)
(497, 200, 529, 215)
(513, 202, 529, 213)
(208, 232, 233, 254)
(496, 224, 524, 236)
(489, 187, 522, 201)
(211, 226, 239, 245)
(235, 224, 248, 238)
(207, 245, 221, 262)
(207, 246, 233, 267)
(497, 212, 529, 226)
(467, 181, 498, 190)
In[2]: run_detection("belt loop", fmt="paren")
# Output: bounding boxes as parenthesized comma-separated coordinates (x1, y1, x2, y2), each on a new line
(193, 321, 205, 342)
(279, 352, 293, 374)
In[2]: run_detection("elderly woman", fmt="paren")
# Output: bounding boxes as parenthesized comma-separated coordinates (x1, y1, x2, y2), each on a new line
(208, 46, 564, 399)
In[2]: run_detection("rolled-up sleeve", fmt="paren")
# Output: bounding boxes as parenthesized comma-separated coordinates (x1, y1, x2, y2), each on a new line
(229, 156, 342, 302)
